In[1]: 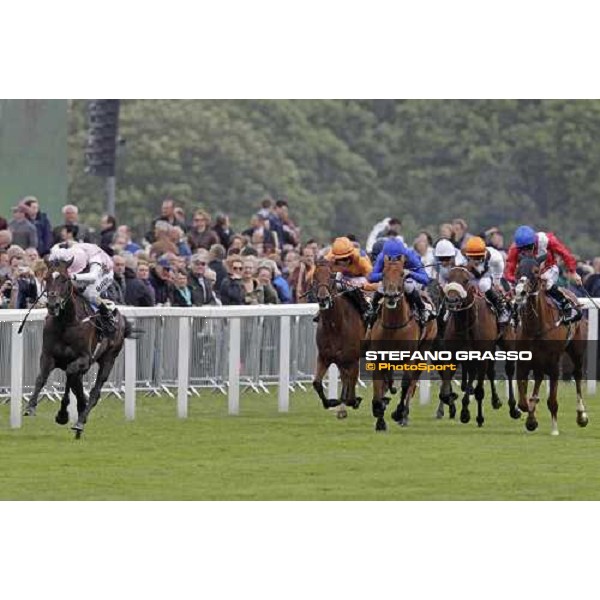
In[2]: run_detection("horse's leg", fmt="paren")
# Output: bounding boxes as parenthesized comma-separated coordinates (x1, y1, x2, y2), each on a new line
(547, 367, 560, 436)
(335, 368, 350, 420)
(73, 353, 115, 434)
(313, 355, 333, 409)
(55, 380, 71, 426)
(525, 373, 543, 432)
(347, 362, 362, 410)
(487, 361, 502, 410)
(70, 374, 88, 417)
(392, 373, 409, 425)
(566, 343, 589, 427)
(474, 363, 487, 427)
(372, 377, 388, 432)
(23, 354, 54, 416)
(516, 361, 530, 415)
(402, 375, 418, 426)
(460, 362, 473, 424)
(506, 360, 521, 419)
(438, 367, 457, 419)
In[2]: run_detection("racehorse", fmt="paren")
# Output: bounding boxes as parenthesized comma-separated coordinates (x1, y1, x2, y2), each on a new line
(439, 266, 512, 427)
(312, 259, 366, 418)
(23, 258, 134, 438)
(369, 255, 437, 431)
(514, 256, 588, 435)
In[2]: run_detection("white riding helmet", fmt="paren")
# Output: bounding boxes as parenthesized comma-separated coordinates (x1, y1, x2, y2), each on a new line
(434, 239, 456, 258)
(50, 245, 75, 263)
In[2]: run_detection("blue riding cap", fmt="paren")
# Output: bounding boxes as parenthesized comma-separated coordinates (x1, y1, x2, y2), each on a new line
(514, 225, 536, 248)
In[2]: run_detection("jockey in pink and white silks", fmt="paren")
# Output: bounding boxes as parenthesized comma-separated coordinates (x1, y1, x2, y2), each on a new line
(49, 242, 119, 335)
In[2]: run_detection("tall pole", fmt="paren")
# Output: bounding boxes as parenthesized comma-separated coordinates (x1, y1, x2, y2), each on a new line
(106, 175, 116, 216)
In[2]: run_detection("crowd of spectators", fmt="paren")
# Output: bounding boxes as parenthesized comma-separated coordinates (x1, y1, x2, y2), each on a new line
(1, 196, 600, 310)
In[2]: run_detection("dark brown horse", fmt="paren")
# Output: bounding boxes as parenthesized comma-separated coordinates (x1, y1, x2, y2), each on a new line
(312, 259, 366, 418)
(514, 257, 588, 435)
(369, 255, 437, 431)
(439, 266, 501, 427)
(23, 258, 133, 438)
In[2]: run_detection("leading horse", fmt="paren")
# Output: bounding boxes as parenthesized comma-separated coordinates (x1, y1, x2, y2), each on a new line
(312, 259, 366, 418)
(23, 258, 134, 438)
(514, 257, 588, 435)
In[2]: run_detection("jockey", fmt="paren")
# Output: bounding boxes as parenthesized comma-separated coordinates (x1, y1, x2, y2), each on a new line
(432, 238, 466, 286)
(463, 236, 511, 327)
(48, 241, 119, 336)
(366, 237, 433, 326)
(504, 225, 582, 323)
(314, 236, 372, 321)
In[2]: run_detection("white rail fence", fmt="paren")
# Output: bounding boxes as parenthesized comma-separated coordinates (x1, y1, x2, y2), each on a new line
(1, 300, 598, 429)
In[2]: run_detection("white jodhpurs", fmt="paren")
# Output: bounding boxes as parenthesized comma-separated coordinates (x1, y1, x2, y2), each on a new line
(404, 278, 417, 294)
(82, 271, 114, 305)
(541, 265, 559, 289)
(477, 276, 492, 293)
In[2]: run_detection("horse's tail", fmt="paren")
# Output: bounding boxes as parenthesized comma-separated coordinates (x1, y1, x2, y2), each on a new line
(124, 318, 144, 339)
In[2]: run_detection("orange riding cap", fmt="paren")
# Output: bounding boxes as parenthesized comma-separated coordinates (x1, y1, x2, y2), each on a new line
(326, 237, 372, 278)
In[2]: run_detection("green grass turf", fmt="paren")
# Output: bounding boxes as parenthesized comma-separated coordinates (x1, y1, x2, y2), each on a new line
(1, 383, 600, 500)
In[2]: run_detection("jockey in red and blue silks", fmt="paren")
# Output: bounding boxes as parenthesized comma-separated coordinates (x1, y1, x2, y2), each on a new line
(366, 237, 433, 326)
(504, 225, 582, 323)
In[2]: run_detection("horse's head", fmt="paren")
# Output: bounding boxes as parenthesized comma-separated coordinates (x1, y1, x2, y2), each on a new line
(382, 255, 406, 309)
(45, 258, 74, 316)
(514, 256, 542, 305)
(443, 266, 474, 310)
(313, 258, 336, 310)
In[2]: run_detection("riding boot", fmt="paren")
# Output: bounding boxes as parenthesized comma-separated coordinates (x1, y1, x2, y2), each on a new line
(347, 287, 370, 324)
(98, 300, 118, 335)
(485, 287, 510, 329)
(407, 289, 431, 325)
(365, 291, 383, 328)
(547, 285, 582, 323)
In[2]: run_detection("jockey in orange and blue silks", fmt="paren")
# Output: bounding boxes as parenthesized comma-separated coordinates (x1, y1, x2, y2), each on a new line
(366, 237, 434, 326)
(504, 225, 582, 323)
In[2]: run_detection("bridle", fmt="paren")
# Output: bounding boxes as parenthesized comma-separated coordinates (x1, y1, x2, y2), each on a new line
(46, 266, 75, 317)
(443, 266, 476, 313)
(311, 262, 344, 311)
(380, 256, 412, 330)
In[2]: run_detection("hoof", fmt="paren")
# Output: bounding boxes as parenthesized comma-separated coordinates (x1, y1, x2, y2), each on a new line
(336, 408, 348, 420)
(23, 407, 36, 417)
(74, 429, 83, 440)
(389, 385, 397, 395)
(550, 429, 560, 436)
(449, 404, 457, 419)
(476, 416, 484, 428)
(577, 412, 589, 428)
(460, 409, 471, 424)
(400, 417, 409, 427)
(391, 408, 403, 423)
(375, 418, 387, 432)
(352, 397, 362, 410)
(55, 412, 69, 426)
(509, 406, 522, 420)
(525, 417, 538, 432)
(491, 395, 502, 410)
(435, 406, 444, 419)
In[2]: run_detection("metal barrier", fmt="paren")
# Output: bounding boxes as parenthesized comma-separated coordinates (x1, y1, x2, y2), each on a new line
(1, 300, 598, 428)
(0, 305, 318, 428)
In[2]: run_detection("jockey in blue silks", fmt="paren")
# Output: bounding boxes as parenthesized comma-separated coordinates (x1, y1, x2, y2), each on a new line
(366, 237, 433, 327)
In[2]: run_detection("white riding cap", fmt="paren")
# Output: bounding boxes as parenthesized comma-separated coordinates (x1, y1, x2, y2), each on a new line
(50, 246, 75, 263)
(434, 239, 456, 258)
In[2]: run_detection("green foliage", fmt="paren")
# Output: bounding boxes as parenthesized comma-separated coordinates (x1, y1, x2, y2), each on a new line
(68, 100, 600, 256)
